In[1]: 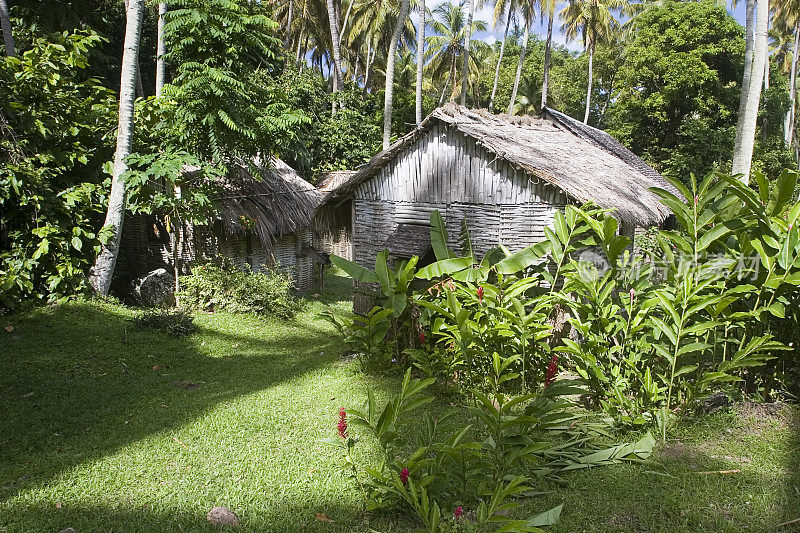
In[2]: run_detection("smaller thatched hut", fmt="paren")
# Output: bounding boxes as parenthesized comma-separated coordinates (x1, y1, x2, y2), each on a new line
(314, 170, 357, 261)
(119, 156, 322, 292)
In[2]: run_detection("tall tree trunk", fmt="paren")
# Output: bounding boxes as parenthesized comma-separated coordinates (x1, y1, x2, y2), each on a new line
(541, 9, 554, 110)
(326, 0, 344, 96)
(285, 0, 294, 50)
(732, 0, 755, 175)
(490, 7, 513, 113)
(583, 39, 594, 124)
(0, 0, 15, 57)
(440, 57, 455, 104)
(785, 22, 798, 146)
(732, 0, 768, 183)
(415, 0, 426, 125)
(459, 0, 476, 105)
(382, 0, 411, 149)
(90, 0, 144, 296)
(507, 17, 530, 115)
(363, 39, 373, 92)
(156, 2, 166, 96)
(339, 0, 355, 42)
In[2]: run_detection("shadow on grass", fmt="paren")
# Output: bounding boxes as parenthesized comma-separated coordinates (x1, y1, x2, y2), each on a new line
(0, 300, 342, 505)
(1, 499, 374, 533)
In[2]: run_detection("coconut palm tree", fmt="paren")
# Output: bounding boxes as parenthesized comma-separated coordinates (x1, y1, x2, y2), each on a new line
(156, 2, 167, 96)
(540, 0, 557, 110)
(91, 0, 145, 295)
(383, 0, 411, 149)
(0, 0, 15, 57)
(416, 0, 426, 124)
(560, 0, 623, 123)
(326, 0, 344, 96)
(508, 0, 535, 114)
(459, 0, 477, 104)
(426, 1, 488, 104)
(732, 0, 769, 182)
(489, 0, 515, 112)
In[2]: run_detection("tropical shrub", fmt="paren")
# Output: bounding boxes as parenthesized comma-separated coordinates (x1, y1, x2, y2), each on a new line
(179, 263, 299, 319)
(132, 308, 196, 337)
(326, 369, 654, 532)
(0, 31, 115, 309)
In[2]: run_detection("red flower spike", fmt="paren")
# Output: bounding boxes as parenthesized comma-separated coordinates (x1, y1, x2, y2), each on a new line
(629, 288, 635, 305)
(545, 355, 558, 388)
(419, 331, 426, 345)
(477, 286, 484, 302)
(400, 467, 409, 485)
(454, 506, 463, 520)
(337, 407, 348, 439)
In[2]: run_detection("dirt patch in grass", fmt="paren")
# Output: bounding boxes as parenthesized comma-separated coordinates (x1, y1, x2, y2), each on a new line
(736, 402, 795, 435)
(658, 440, 701, 460)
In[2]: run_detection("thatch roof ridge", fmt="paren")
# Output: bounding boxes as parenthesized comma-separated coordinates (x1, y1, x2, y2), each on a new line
(319, 104, 675, 226)
(216, 156, 321, 248)
(541, 107, 679, 197)
(317, 169, 358, 193)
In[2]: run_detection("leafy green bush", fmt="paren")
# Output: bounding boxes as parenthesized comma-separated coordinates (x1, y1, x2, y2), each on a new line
(0, 31, 116, 309)
(133, 308, 197, 337)
(179, 263, 299, 319)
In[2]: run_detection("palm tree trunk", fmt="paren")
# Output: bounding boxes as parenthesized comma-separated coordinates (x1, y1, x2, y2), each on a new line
(541, 9, 554, 110)
(732, 0, 768, 183)
(382, 0, 411, 149)
(583, 40, 594, 124)
(285, 0, 294, 50)
(460, 0, 476, 105)
(508, 16, 530, 115)
(440, 57, 455, 104)
(326, 0, 344, 94)
(459, 0, 475, 105)
(732, 0, 755, 174)
(490, 8, 513, 113)
(156, 2, 167, 96)
(0, 0, 15, 57)
(416, 0, 426, 125)
(364, 39, 373, 92)
(339, 0, 356, 42)
(90, 0, 144, 296)
(785, 23, 798, 146)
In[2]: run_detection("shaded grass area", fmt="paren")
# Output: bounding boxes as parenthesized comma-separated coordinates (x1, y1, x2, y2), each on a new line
(1, 270, 798, 532)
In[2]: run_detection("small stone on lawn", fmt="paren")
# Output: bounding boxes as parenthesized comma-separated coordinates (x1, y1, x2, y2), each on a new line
(207, 506, 239, 526)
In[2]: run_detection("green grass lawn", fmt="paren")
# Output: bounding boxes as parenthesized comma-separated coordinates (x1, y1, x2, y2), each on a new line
(1, 272, 798, 532)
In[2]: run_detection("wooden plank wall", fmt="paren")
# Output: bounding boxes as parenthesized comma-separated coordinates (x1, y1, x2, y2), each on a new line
(350, 122, 568, 312)
(352, 122, 567, 269)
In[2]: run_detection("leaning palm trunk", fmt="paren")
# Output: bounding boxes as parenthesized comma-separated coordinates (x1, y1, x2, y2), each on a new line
(382, 0, 411, 149)
(415, 0, 426, 125)
(90, 0, 144, 296)
(732, 0, 768, 183)
(785, 23, 798, 146)
(541, 9, 554, 110)
(490, 7, 513, 113)
(156, 2, 166, 96)
(440, 58, 455, 105)
(0, 0, 15, 57)
(583, 39, 594, 124)
(285, 0, 294, 50)
(326, 0, 344, 97)
(507, 17, 530, 115)
(460, 0, 476, 105)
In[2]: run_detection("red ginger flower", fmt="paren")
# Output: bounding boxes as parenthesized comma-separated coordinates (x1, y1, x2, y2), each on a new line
(419, 331, 426, 345)
(630, 288, 635, 305)
(545, 355, 558, 388)
(400, 467, 409, 485)
(477, 286, 484, 302)
(454, 506, 463, 520)
(337, 407, 348, 439)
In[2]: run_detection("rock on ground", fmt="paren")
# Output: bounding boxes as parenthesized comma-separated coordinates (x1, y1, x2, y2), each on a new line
(207, 506, 239, 527)
(132, 268, 175, 308)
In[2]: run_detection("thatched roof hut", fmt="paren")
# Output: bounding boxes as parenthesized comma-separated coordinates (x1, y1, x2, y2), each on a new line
(119, 156, 322, 292)
(216, 156, 322, 251)
(321, 104, 676, 227)
(315, 104, 675, 313)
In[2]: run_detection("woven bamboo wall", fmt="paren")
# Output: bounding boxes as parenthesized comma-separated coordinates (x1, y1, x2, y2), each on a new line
(315, 227, 353, 261)
(120, 215, 315, 292)
(351, 123, 568, 314)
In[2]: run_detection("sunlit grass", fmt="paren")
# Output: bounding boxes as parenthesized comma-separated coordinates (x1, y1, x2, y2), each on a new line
(1, 271, 797, 532)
